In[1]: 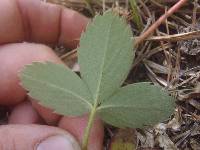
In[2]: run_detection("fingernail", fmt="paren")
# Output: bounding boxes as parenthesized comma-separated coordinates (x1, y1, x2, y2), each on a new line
(37, 135, 81, 150)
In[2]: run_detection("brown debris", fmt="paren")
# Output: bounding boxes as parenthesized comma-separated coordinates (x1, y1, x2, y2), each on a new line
(42, 0, 200, 149)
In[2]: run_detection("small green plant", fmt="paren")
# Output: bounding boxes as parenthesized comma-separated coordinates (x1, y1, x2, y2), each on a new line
(20, 11, 174, 150)
(129, 0, 144, 32)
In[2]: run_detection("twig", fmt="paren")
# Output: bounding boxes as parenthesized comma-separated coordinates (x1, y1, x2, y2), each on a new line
(145, 30, 200, 42)
(192, 0, 199, 26)
(135, 0, 188, 46)
(61, 49, 77, 60)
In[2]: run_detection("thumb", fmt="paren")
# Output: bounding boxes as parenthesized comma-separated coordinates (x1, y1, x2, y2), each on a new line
(0, 124, 80, 150)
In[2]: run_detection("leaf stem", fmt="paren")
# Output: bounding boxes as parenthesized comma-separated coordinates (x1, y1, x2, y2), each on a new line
(82, 100, 98, 150)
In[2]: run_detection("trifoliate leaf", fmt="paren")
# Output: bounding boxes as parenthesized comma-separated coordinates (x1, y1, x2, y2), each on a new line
(97, 82, 175, 128)
(20, 62, 92, 116)
(78, 11, 134, 103)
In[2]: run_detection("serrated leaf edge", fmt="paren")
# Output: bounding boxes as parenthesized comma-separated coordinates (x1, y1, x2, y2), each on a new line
(20, 62, 93, 110)
(79, 11, 133, 103)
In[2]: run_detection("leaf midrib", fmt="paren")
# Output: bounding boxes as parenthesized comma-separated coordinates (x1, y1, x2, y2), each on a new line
(94, 16, 115, 102)
(97, 104, 164, 112)
(23, 74, 93, 109)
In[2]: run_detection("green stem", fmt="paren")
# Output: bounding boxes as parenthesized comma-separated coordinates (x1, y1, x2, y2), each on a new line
(83, 0, 95, 16)
(129, 0, 143, 32)
(81, 100, 98, 150)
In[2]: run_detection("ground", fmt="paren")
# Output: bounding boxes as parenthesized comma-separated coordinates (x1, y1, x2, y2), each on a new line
(2, 0, 200, 149)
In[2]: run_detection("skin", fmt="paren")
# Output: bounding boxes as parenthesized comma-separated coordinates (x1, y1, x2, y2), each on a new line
(0, 0, 104, 149)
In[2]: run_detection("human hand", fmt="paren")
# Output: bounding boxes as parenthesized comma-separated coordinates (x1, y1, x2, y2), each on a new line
(0, 0, 104, 149)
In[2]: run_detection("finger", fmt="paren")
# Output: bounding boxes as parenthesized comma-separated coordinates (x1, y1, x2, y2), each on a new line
(0, 43, 62, 105)
(59, 115, 104, 150)
(0, 0, 88, 48)
(8, 101, 44, 124)
(0, 124, 80, 150)
(0, 43, 104, 149)
(8, 100, 104, 150)
(0, 42, 62, 124)
(31, 99, 61, 125)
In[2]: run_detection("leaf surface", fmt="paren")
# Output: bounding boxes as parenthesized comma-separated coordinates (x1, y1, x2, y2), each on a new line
(78, 11, 134, 103)
(20, 62, 92, 116)
(98, 82, 175, 128)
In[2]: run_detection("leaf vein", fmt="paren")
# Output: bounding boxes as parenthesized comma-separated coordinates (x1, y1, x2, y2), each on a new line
(23, 74, 93, 109)
(97, 105, 163, 111)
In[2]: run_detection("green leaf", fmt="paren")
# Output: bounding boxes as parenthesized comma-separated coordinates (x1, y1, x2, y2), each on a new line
(78, 11, 134, 103)
(20, 62, 92, 116)
(97, 82, 175, 128)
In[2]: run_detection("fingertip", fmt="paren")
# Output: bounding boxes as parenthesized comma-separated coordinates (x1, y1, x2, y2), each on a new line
(0, 43, 62, 105)
(59, 9, 89, 49)
(8, 101, 43, 124)
(31, 99, 61, 125)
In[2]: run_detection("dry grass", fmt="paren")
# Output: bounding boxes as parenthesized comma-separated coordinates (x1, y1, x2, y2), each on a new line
(45, 0, 200, 149)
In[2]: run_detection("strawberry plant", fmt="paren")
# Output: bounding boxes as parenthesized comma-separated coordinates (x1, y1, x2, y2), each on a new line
(20, 11, 175, 150)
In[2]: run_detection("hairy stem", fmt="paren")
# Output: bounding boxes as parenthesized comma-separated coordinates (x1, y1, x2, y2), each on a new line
(82, 100, 98, 150)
